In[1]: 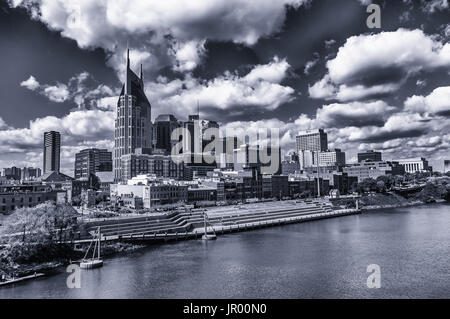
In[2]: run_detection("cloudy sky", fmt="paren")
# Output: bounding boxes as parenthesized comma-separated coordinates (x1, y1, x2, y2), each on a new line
(0, 0, 449, 175)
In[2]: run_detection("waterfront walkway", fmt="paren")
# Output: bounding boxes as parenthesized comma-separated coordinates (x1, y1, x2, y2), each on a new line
(74, 200, 360, 244)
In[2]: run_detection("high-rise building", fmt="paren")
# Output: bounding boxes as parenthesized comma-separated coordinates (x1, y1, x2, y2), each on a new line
(318, 149, 346, 167)
(2, 167, 22, 180)
(43, 131, 61, 173)
(21, 167, 42, 181)
(182, 115, 220, 155)
(357, 150, 382, 162)
(154, 114, 180, 154)
(233, 144, 281, 175)
(296, 129, 328, 173)
(114, 49, 153, 181)
(445, 160, 450, 174)
(74, 148, 113, 179)
(296, 129, 328, 153)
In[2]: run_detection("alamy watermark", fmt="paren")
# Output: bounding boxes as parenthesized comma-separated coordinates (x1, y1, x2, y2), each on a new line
(366, 264, 381, 288)
(366, 4, 381, 29)
(66, 264, 81, 289)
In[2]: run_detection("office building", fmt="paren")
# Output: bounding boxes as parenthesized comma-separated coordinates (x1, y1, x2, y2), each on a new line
(318, 149, 346, 167)
(74, 148, 112, 179)
(120, 153, 184, 182)
(233, 143, 282, 175)
(343, 160, 405, 182)
(2, 167, 22, 180)
(445, 160, 450, 174)
(296, 129, 328, 172)
(154, 114, 180, 154)
(358, 150, 382, 163)
(43, 131, 61, 173)
(296, 129, 328, 153)
(114, 49, 153, 181)
(21, 167, 42, 181)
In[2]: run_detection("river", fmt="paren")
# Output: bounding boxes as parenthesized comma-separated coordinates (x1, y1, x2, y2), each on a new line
(1, 203, 449, 298)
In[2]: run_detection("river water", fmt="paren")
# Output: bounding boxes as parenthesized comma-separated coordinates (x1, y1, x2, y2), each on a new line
(1, 203, 449, 298)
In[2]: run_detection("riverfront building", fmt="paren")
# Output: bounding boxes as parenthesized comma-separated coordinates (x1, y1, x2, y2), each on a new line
(0, 184, 61, 214)
(43, 131, 61, 173)
(114, 50, 153, 182)
(111, 175, 188, 208)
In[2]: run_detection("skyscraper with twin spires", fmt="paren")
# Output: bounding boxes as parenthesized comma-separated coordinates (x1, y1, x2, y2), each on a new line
(114, 49, 153, 181)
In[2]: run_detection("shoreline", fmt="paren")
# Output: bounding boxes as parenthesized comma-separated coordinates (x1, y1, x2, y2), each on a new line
(361, 198, 448, 212)
(1, 199, 447, 286)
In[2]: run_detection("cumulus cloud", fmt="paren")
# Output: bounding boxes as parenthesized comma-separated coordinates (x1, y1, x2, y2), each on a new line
(316, 101, 396, 128)
(21, 75, 69, 102)
(146, 57, 295, 120)
(309, 29, 450, 101)
(404, 86, 450, 115)
(169, 40, 206, 73)
(304, 53, 320, 75)
(422, 0, 449, 13)
(43, 83, 70, 102)
(20, 72, 116, 108)
(0, 109, 114, 174)
(20, 75, 40, 90)
(10, 0, 309, 76)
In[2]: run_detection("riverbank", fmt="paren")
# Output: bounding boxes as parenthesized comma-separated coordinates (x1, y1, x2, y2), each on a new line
(0, 241, 146, 284)
(357, 191, 449, 211)
(2, 203, 449, 298)
(0, 195, 444, 286)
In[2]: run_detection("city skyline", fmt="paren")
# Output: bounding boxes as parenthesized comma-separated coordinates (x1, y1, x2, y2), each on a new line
(0, 0, 449, 175)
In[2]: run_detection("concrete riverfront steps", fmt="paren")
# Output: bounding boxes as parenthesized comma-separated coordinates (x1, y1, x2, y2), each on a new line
(77, 200, 360, 244)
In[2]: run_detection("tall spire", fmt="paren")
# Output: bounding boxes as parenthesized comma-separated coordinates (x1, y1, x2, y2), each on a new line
(127, 48, 130, 69)
(197, 100, 200, 118)
(125, 47, 131, 95)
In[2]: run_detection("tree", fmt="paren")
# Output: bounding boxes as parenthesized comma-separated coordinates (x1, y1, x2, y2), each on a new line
(0, 203, 80, 264)
(376, 175, 395, 189)
(376, 181, 386, 193)
(357, 178, 377, 193)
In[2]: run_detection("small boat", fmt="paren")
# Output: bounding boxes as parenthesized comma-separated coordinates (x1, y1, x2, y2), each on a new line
(201, 211, 217, 241)
(80, 227, 103, 269)
(202, 234, 217, 240)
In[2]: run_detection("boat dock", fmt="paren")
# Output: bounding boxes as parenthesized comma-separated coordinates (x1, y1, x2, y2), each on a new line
(0, 273, 45, 287)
